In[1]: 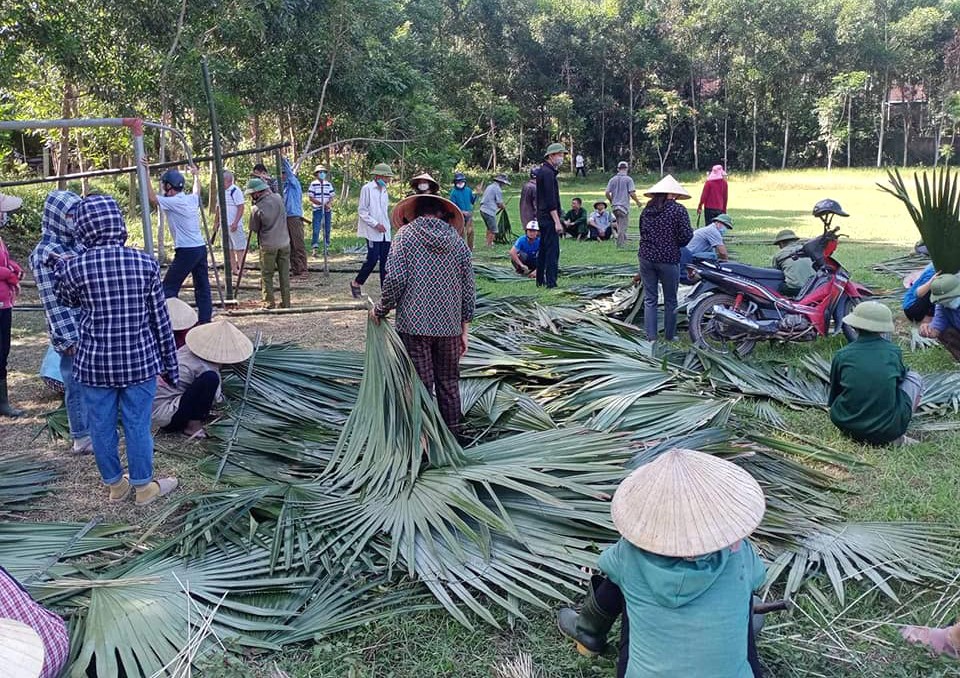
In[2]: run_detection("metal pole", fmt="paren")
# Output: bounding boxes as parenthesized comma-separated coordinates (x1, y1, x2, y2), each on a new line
(131, 119, 154, 257)
(0, 118, 127, 130)
(201, 56, 233, 300)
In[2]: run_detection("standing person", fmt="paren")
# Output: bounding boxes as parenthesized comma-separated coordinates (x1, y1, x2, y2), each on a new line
(637, 175, 693, 341)
(252, 162, 279, 193)
(308, 164, 336, 257)
(216, 170, 246, 274)
(374, 194, 474, 437)
(770, 229, 816, 297)
(0, 192, 24, 417)
(587, 201, 613, 241)
(280, 157, 308, 276)
(562, 197, 588, 239)
(519, 169, 538, 229)
(54, 195, 180, 506)
(605, 161, 644, 248)
(682, 213, 733, 264)
(575, 153, 586, 177)
(408, 173, 440, 195)
(142, 160, 213, 324)
(449, 172, 476, 250)
(536, 143, 567, 288)
(29, 191, 91, 445)
(351, 163, 394, 297)
(246, 178, 291, 309)
(698, 164, 729, 226)
(479, 174, 510, 248)
(510, 221, 540, 277)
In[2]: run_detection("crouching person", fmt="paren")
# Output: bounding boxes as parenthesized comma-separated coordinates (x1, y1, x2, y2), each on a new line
(830, 302, 922, 445)
(920, 273, 960, 361)
(558, 448, 767, 678)
(510, 221, 541, 278)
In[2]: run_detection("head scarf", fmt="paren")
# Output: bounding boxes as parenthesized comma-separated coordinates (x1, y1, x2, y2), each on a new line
(29, 191, 83, 272)
(75, 195, 128, 248)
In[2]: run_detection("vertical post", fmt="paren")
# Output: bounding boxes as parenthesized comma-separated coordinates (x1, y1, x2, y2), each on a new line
(131, 119, 155, 257)
(201, 56, 233, 300)
(275, 150, 283, 198)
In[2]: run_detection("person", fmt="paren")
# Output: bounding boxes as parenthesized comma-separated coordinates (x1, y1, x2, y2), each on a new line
(0, 566, 70, 678)
(308, 164, 336, 257)
(902, 263, 937, 323)
(562, 198, 588, 239)
(682, 213, 733, 264)
(637, 175, 693, 341)
(166, 297, 198, 349)
(829, 301, 922, 445)
(351, 163, 394, 297)
(605, 161, 643, 248)
(698, 164, 729, 226)
(920, 274, 960, 361)
(54, 194, 179, 507)
(252, 162, 279, 193)
(153, 319, 252, 438)
(280, 157, 308, 276)
(510, 221, 540, 278)
(901, 620, 960, 659)
(449, 172, 477, 250)
(480, 174, 510, 248)
(216, 170, 246, 273)
(536, 143, 567, 288)
(29, 190, 91, 446)
(143, 160, 213, 324)
(557, 448, 767, 678)
(587, 201, 613, 241)
(246, 177, 291, 309)
(408, 172, 440, 195)
(0, 192, 24, 417)
(519, 169, 538, 229)
(770, 229, 816, 297)
(575, 153, 586, 177)
(374, 194, 474, 437)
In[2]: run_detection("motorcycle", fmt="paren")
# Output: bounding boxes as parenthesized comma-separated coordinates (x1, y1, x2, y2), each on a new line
(685, 200, 873, 357)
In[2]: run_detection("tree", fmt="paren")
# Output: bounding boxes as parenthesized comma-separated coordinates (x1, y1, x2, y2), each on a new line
(642, 88, 692, 176)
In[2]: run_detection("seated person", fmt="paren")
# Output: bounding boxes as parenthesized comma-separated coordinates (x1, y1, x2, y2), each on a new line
(510, 221, 540, 278)
(920, 274, 960, 361)
(587, 202, 613, 241)
(902, 619, 960, 659)
(902, 263, 937, 323)
(557, 449, 766, 678)
(770, 229, 815, 297)
(829, 302, 922, 445)
(0, 566, 70, 678)
(562, 198, 588, 239)
(681, 213, 732, 265)
(152, 319, 253, 438)
(166, 297, 198, 348)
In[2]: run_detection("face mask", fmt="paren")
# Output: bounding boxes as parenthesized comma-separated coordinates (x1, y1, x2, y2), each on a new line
(455, 182, 465, 189)
(318, 172, 327, 180)
(417, 183, 430, 192)
(552, 155, 564, 168)
(376, 179, 387, 188)
(945, 297, 960, 310)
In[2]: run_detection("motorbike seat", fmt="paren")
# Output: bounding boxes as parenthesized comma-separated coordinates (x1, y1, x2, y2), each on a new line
(715, 261, 785, 284)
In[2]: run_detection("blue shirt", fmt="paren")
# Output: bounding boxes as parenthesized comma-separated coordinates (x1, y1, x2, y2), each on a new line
(281, 157, 304, 217)
(931, 303, 960, 333)
(449, 186, 476, 212)
(513, 235, 540, 258)
(903, 263, 935, 310)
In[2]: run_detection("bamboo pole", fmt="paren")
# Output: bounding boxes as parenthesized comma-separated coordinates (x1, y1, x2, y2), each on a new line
(225, 303, 367, 316)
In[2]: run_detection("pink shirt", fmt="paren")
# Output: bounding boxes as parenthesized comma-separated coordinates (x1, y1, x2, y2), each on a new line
(0, 237, 22, 309)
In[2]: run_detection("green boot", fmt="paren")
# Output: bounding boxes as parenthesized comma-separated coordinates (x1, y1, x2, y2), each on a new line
(557, 576, 619, 655)
(0, 379, 24, 417)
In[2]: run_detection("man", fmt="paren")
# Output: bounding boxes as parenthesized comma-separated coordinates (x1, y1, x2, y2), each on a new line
(308, 164, 336, 257)
(920, 274, 960, 361)
(54, 195, 179, 506)
(562, 197, 588, 239)
(510, 221, 540, 277)
(519, 169, 538, 229)
(587, 201, 613, 241)
(480, 174, 509, 248)
(902, 263, 937, 323)
(351, 163, 393, 297)
(575, 153, 586, 177)
(605, 161, 643, 248)
(252, 162, 279, 193)
(536, 142, 567, 288)
(280, 157, 308, 276)
(143, 160, 213, 324)
(449, 172, 476, 250)
(215, 170, 246, 273)
(682, 213, 733, 264)
(373, 194, 474, 437)
(246, 178, 291, 309)
(770, 229, 815, 297)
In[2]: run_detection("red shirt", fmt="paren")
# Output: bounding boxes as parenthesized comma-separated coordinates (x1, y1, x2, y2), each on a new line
(698, 178, 728, 212)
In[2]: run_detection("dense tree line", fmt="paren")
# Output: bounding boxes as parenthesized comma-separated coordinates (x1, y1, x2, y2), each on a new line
(1, 0, 958, 177)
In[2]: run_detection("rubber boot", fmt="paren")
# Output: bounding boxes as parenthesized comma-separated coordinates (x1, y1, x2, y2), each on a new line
(557, 576, 619, 655)
(0, 379, 24, 417)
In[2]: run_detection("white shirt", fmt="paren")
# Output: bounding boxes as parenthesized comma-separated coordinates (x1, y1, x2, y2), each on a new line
(224, 184, 245, 228)
(157, 191, 205, 248)
(575, 154, 585, 168)
(356, 180, 391, 242)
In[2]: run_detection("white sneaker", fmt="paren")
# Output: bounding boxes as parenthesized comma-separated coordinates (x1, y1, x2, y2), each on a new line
(72, 436, 94, 454)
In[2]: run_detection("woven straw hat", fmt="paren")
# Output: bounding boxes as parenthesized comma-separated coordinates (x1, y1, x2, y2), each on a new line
(611, 448, 765, 558)
(409, 173, 440, 194)
(931, 274, 960, 303)
(185, 319, 253, 364)
(643, 175, 691, 200)
(842, 300, 895, 333)
(0, 619, 45, 678)
(0, 194, 24, 212)
(390, 194, 465, 232)
(166, 297, 198, 331)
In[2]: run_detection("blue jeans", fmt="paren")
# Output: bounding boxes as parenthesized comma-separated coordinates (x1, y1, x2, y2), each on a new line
(639, 258, 680, 341)
(163, 245, 212, 323)
(80, 378, 157, 486)
(311, 209, 332, 248)
(60, 352, 89, 440)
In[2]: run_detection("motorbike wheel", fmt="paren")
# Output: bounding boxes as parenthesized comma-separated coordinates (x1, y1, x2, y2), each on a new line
(834, 296, 860, 342)
(688, 293, 758, 357)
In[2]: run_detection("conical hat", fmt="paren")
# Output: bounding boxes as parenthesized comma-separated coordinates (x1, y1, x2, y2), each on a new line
(0, 619, 45, 678)
(611, 448, 765, 557)
(390, 194, 465, 233)
(185, 319, 253, 364)
(165, 297, 198, 331)
(643, 174, 691, 199)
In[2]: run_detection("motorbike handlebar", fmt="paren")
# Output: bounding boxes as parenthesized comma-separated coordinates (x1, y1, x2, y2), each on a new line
(752, 599, 791, 615)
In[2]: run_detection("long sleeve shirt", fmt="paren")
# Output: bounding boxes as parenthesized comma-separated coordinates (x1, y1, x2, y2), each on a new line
(0, 237, 22, 310)
(698, 178, 728, 212)
(563, 207, 588, 234)
(903, 264, 936, 311)
(152, 346, 221, 427)
(638, 200, 693, 264)
(356, 180, 391, 242)
(535, 162, 561, 220)
(931, 303, 960, 333)
(448, 186, 476, 212)
(281, 157, 304, 217)
(249, 192, 290, 249)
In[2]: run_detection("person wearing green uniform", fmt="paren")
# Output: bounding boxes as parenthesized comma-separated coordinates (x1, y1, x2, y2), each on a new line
(770, 229, 816, 297)
(557, 448, 768, 678)
(829, 301, 922, 445)
(561, 198, 588, 239)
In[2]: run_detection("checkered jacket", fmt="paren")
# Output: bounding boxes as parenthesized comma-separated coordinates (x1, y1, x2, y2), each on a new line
(0, 566, 69, 678)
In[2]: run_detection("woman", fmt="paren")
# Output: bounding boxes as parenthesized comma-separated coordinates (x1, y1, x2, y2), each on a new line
(152, 318, 252, 438)
(557, 448, 768, 677)
(0, 192, 25, 417)
(637, 175, 693, 341)
(698, 164, 728, 225)
(166, 297, 198, 348)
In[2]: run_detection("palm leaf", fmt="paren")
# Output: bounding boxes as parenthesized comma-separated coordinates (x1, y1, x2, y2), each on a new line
(0, 453, 58, 515)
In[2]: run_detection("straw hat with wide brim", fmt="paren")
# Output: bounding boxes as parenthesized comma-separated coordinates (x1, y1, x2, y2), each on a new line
(390, 194, 466, 233)
(0, 619, 45, 678)
(185, 319, 254, 364)
(166, 297, 198, 331)
(643, 175, 691, 199)
(409, 173, 440, 194)
(611, 448, 765, 558)
(0, 194, 24, 212)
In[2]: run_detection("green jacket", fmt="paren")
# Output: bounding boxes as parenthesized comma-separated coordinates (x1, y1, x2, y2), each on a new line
(563, 207, 588, 236)
(828, 334, 912, 444)
(771, 244, 816, 293)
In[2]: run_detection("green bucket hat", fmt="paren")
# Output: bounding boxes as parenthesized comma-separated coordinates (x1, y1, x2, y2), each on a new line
(371, 163, 395, 177)
(244, 177, 269, 195)
(842, 301, 895, 334)
(544, 142, 568, 157)
(772, 229, 799, 245)
(930, 273, 960, 303)
(711, 213, 733, 229)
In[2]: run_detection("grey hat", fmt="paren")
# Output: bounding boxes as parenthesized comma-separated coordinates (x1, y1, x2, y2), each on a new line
(493, 173, 511, 185)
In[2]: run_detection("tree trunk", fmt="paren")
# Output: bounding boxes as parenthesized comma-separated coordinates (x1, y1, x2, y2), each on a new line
(781, 114, 790, 169)
(846, 93, 853, 167)
(877, 70, 888, 167)
(751, 96, 758, 173)
(600, 72, 606, 172)
(489, 117, 497, 172)
(933, 118, 943, 167)
(691, 65, 699, 171)
(76, 130, 90, 195)
(518, 123, 524, 171)
(57, 82, 74, 190)
(902, 108, 909, 167)
(628, 78, 635, 169)
(252, 113, 262, 164)
(723, 105, 729, 170)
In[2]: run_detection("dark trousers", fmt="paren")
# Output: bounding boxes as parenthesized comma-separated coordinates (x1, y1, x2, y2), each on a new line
(703, 207, 723, 225)
(355, 239, 391, 286)
(903, 295, 933, 322)
(400, 333, 462, 435)
(513, 251, 537, 275)
(161, 371, 220, 433)
(164, 246, 212, 323)
(536, 222, 560, 288)
(639, 258, 680, 341)
(0, 308, 10, 380)
(287, 216, 309, 275)
(576, 166, 586, 177)
(940, 327, 960, 362)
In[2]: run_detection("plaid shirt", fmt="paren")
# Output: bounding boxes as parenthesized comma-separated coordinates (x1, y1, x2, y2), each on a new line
(54, 195, 179, 387)
(0, 567, 70, 678)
